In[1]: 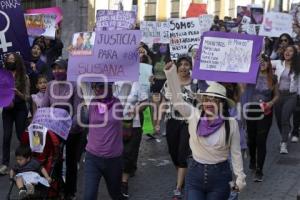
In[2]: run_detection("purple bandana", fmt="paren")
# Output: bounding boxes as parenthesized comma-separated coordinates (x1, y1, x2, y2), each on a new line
(197, 115, 224, 137)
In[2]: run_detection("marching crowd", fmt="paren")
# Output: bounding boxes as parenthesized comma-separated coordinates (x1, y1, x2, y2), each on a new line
(1, 11, 300, 200)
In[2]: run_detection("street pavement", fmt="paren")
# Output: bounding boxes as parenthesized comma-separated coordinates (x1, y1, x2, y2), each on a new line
(0, 109, 300, 199)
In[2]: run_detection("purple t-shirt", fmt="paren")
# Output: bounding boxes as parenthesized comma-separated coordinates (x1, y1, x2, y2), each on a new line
(86, 98, 123, 158)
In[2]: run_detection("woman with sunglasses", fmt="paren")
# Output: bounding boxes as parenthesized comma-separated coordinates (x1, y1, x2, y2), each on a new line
(272, 45, 300, 154)
(243, 54, 279, 182)
(164, 63, 246, 200)
(270, 33, 294, 60)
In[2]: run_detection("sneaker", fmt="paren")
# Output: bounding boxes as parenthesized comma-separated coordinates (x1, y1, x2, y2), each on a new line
(19, 189, 27, 199)
(25, 183, 34, 195)
(280, 142, 288, 154)
(0, 165, 8, 175)
(121, 182, 129, 199)
(254, 172, 263, 182)
(172, 188, 182, 199)
(291, 136, 299, 143)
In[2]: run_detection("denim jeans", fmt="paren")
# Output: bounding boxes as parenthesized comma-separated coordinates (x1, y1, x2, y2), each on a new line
(185, 159, 232, 200)
(84, 152, 123, 200)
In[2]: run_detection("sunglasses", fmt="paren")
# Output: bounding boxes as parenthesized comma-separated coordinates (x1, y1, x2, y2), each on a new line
(202, 96, 221, 102)
(280, 39, 288, 42)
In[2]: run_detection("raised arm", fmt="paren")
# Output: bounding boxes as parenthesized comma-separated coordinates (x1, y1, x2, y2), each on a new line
(164, 62, 194, 119)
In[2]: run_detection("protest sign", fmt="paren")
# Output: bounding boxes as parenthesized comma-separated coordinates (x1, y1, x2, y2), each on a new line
(32, 108, 72, 140)
(26, 7, 63, 25)
(169, 18, 201, 60)
(169, 16, 213, 60)
(139, 63, 152, 86)
(290, 3, 300, 34)
(67, 30, 141, 82)
(0, 0, 30, 64)
(140, 21, 170, 44)
(186, 3, 207, 17)
(70, 32, 95, 56)
(192, 31, 263, 83)
(96, 10, 136, 31)
(259, 12, 293, 37)
(237, 6, 251, 24)
(25, 13, 56, 39)
(0, 69, 14, 107)
(28, 124, 47, 153)
(251, 7, 264, 24)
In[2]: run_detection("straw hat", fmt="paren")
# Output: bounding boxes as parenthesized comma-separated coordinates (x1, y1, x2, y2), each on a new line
(197, 82, 235, 107)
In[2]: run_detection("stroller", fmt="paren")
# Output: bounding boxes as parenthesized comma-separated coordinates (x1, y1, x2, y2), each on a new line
(7, 129, 65, 200)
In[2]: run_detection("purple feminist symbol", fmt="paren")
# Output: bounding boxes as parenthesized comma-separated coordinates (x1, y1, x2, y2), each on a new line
(97, 103, 107, 114)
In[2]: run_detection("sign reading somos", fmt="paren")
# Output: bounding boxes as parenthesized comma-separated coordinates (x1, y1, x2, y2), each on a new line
(67, 30, 141, 82)
(192, 31, 263, 83)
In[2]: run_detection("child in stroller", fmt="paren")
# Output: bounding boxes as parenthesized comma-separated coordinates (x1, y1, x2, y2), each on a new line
(7, 129, 64, 200)
(9, 145, 52, 199)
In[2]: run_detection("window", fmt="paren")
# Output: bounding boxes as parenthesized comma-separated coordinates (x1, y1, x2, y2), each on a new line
(21, 0, 53, 10)
(144, 0, 156, 21)
(171, 0, 179, 18)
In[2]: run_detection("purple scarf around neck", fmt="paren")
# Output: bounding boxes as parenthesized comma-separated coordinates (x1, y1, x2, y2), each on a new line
(197, 115, 224, 137)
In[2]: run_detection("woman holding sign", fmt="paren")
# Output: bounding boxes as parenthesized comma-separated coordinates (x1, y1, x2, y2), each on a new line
(0, 53, 30, 175)
(272, 45, 300, 154)
(164, 62, 246, 200)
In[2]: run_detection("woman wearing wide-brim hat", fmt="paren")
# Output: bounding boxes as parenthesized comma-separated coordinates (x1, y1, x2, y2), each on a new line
(164, 62, 246, 200)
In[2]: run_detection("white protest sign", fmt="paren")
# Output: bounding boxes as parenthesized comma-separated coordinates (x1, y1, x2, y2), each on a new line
(198, 14, 214, 33)
(24, 13, 56, 39)
(200, 37, 253, 73)
(241, 15, 251, 25)
(259, 12, 293, 37)
(28, 124, 47, 153)
(169, 18, 201, 60)
(140, 21, 170, 44)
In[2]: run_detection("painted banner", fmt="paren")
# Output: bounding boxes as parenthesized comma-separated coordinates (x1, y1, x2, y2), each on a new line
(25, 13, 56, 39)
(70, 32, 96, 56)
(28, 123, 47, 153)
(140, 21, 170, 44)
(0, 0, 31, 64)
(32, 108, 72, 140)
(96, 9, 136, 31)
(186, 3, 207, 17)
(259, 12, 293, 37)
(0, 69, 14, 107)
(67, 30, 141, 82)
(192, 31, 263, 83)
(169, 16, 213, 60)
(26, 7, 63, 25)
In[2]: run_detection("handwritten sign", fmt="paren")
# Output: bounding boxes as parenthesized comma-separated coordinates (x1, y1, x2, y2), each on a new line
(198, 14, 214, 32)
(140, 21, 170, 44)
(0, 0, 31, 64)
(0, 69, 14, 107)
(25, 13, 56, 39)
(192, 31, 263, 83)
(67, 30, 141, 82)
(96, 9, 136, 31)
(32, 108, 72, 140)
(70, 32, 95, 56)
(169, 18, 201, 60)
(26, 7, 63, 25)
(259, 12, 293, 37)
(28, 124, 47, 153)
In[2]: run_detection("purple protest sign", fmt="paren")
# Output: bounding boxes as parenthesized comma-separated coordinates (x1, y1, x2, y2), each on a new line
(67, 30, 141, 82)
(0, 69, 14, 107)
(192, 31, 263, 83)
(96, 10, 137, 31)
(32, 108, 72, 140)
(0, 0, 31, 64)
